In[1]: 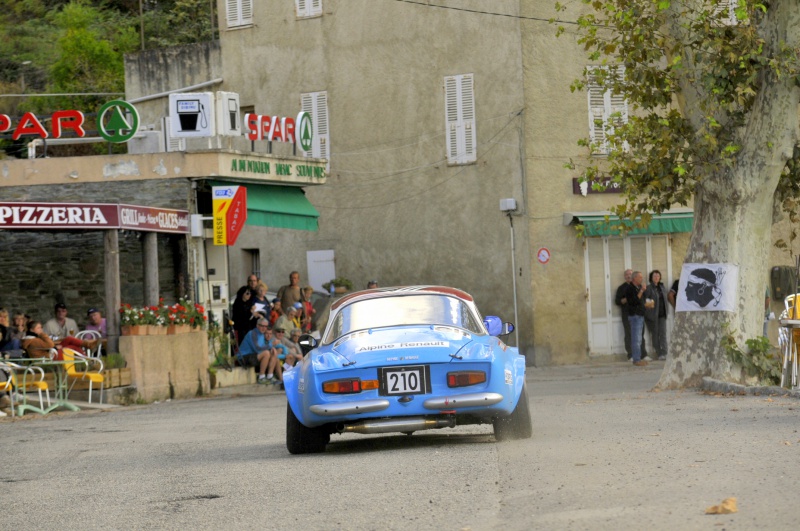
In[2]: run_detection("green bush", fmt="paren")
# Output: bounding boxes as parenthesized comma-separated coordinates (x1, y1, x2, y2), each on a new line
(722, 328, 782, 386)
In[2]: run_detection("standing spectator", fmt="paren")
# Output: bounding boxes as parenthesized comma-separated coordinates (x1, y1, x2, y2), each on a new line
(300, 286, 315, 332)
(668, 278, 680, 309)
(644, 270, 668, 361)
(614, 269, 643, 360)
(237, 318, 280, 384)
(367, 280, 379, 289)
(231, 288, 256, 345)
(251, 283, 272, 320)
(236, 274, 260, 301)
(43, 303, 79, 338)
(269, 298, 283, 326)
(624, 271, 648, 366)
(277, 271, 302, 313)
(85, 308, 107, 338)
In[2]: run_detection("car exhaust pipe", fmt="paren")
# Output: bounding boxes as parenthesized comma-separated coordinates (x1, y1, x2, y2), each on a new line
(338, 417, 456, 434)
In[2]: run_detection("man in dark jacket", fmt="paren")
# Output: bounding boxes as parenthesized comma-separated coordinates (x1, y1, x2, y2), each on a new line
(624, 271, 648, 366)
(615, 269, 645, 360)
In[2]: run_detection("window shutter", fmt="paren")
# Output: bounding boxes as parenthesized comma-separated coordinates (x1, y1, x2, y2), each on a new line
(301, 91, 330, 169)
(227, 0, 252, 27)
(712, 0, 737, 26)
(297, 0, 322, 18)
(310, 0, 323, 17)
(587, 66, 627, 155)
(162, 117, 185, 152)
(444, 73, 476, 165)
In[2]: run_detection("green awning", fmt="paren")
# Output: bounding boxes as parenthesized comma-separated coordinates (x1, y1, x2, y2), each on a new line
(563, 209, 693, 236)
(209, 181, 319, 231)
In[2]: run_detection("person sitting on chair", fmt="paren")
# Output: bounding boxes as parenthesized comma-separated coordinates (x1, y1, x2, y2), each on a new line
(22, 321, 97, 360)
(84, 308, 107, 338)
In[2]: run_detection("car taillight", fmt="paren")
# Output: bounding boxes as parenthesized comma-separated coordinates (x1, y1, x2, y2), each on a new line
(322, 379, 361, 394)
(447, 371, 486, 388)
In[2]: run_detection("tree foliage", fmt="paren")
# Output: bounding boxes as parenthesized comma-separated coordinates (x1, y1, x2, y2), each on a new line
(558, 0, 800, 228)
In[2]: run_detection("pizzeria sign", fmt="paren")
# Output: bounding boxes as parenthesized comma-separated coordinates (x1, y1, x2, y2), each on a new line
(0, 202, 189, 233)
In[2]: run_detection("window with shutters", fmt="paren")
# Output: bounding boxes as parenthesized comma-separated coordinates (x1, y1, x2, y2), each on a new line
(300, 91, 329, 170)
(296, 0, 323, 18)
(226, 0, 253, 28)
(711, 0, 739, 26)
(586, 66, 628, 156)
(444, 73, 477, 165)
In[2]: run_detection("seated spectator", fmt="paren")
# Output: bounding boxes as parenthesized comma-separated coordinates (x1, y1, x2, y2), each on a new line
(22, 320, 98, 360)
(268, 328, 290, 379)
(43, 303, 79, 339)
(276, 327, 303, 368)
(269, 298, 283, 326)
(274, 305, 298, 334)
(231, 289, 256, 345)
(236, 318, 281, 385)
(9, 313, 28, 342)
(85, 308, 107, 338)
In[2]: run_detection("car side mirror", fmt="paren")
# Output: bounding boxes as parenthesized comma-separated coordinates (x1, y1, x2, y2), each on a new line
(484, 316, 514, 337)
(298, 334, 318, 356)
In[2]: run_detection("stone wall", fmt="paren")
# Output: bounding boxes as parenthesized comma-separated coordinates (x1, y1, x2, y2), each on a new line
(0, 179, 193, 327)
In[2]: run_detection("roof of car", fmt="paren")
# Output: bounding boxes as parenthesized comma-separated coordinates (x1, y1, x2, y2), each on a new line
(330, 285, 474, 312)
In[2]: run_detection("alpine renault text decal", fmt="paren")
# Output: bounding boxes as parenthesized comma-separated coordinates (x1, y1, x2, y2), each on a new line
(356, 341, 449, 353)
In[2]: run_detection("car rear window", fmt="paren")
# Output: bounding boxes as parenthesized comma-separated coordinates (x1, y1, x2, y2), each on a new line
(323, 294, 483, 343)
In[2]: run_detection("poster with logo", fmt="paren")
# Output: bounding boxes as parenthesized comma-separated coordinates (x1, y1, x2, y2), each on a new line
(675, 263, 739, 312)
(212, 186, 247, 246)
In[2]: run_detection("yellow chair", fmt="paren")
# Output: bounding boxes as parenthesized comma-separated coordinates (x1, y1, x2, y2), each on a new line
(62, 348, 105, 404)
(0, 361, 51, 416)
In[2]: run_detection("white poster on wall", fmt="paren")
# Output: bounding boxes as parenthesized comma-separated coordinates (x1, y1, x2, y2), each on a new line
(675, 263, 739, 312)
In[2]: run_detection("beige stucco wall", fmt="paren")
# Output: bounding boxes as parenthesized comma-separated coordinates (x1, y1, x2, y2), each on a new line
(214, 0, 534, 356)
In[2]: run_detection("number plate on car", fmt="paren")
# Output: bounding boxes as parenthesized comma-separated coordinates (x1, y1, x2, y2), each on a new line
(379, 365, 431, 396)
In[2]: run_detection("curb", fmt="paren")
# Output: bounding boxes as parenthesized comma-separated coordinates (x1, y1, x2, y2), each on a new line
(701, 377, 800, 399)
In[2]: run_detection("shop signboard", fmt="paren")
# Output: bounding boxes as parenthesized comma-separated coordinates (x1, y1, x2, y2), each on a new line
(0, 202, 189, 233)
(212, 186, 247, 246)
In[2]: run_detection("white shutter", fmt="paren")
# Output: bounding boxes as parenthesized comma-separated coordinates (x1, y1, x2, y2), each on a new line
(587, 66, 627, 155)
(300, 91, 330, 169)
(444, 73, 477, 165)
(297, 0, 322, 18)
(226, 0, 252, 28)
(712, 0, 737, 26)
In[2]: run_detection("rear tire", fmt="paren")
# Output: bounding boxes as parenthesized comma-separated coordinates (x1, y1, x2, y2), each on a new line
(286, 402, 330, 454)
(493, 384, 532, 441)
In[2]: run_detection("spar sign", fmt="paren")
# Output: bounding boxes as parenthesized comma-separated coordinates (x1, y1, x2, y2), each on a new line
(212, 186, 247, 246)
(0, 100, 139, 143)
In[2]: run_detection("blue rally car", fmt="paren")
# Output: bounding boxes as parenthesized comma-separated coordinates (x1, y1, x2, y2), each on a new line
(284, 286, 532, 454)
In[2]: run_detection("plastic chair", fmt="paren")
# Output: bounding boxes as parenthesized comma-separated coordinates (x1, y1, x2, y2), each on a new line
(62, 348, 105, 404)
(0, 361, 51, 416)
(75, 330, 103, 358)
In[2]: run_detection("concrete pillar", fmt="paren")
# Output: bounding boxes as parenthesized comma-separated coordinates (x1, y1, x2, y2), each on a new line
(104, 230, 121, 354)
(143, 232, 159, 306)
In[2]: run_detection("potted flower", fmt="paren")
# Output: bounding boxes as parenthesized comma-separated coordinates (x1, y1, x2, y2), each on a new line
(322, 277, 354, 294)
(119, 304, 147, 335)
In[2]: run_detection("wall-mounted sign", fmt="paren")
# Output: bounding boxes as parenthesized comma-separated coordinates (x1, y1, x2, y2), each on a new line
(244, 111, 312, 150)
(169, 92, 215, 138)
(212, 186, 247, 246)
(572, 178, 622, 195)
(537, 247, 551, 265)
(215, 91, 241, 136)
(0, 100, 139, 143)
(0, 202, 189, 233)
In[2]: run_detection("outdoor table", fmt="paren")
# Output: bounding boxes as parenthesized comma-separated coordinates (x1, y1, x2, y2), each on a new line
(14, 357, 87, 416)
(779, 319, 800, 390)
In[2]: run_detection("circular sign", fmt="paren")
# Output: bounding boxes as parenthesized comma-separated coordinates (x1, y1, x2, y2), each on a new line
(296, 111, 313, 152)
(97, 100, 140, 143)
(537, 247, 551, 265)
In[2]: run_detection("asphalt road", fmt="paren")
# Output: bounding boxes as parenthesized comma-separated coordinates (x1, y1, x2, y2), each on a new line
(2, 362, 798, 530)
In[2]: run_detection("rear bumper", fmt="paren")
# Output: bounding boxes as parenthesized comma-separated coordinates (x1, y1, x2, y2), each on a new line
(306, 391, 505, 418)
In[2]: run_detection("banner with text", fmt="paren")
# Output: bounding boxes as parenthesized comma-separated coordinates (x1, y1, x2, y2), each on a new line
(212, 185, 247, 246)
(0, 202, 189, 233)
